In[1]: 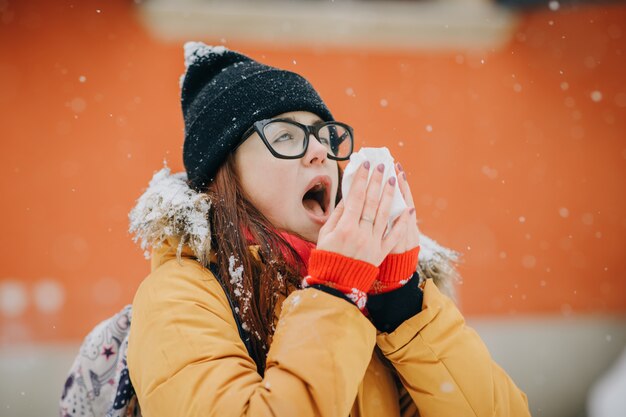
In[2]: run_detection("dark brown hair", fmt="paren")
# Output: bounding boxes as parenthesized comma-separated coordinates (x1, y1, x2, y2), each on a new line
(205, 154, 343, 375)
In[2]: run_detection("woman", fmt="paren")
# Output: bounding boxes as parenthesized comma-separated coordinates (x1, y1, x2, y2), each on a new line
(127, 42, 530, 417)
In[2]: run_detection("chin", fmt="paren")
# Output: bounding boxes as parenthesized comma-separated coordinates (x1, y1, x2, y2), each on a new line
(288, 225, 317, 244)
(295, 221, 321, 244)
(303, 230, 319, 244)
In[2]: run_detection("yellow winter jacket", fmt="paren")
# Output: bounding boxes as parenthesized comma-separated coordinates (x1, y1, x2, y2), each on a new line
(127, 238, 530, 417)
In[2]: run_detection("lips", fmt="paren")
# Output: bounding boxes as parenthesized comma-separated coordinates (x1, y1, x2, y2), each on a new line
(302, 175, 331, 224)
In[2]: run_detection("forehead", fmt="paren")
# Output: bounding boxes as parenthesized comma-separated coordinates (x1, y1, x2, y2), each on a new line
(272, 110, 324, 125)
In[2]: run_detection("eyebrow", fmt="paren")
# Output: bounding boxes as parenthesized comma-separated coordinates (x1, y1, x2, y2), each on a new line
(284, 115, 325, 126)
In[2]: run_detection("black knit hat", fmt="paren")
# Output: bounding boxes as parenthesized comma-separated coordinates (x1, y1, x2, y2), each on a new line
(180, 42, 335, 191)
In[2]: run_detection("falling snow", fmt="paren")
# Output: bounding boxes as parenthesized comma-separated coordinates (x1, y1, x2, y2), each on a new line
(291, 294, 301, 306)
(482, 166, 499, 180)
(33, 280, 65, 314)
(590, 90, 603, 102)
(440, 382, 454, 393)
(0, 281, 28, 317)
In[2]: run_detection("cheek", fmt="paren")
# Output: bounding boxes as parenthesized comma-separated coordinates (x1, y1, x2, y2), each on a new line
(333, 168, 340, 204)
(238, 160, 297, 222)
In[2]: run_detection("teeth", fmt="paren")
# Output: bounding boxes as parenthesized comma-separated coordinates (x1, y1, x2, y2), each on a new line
(311, 182, 324, 191)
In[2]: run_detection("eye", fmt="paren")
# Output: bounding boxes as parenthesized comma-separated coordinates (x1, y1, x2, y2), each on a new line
(273, 132, 294, 143)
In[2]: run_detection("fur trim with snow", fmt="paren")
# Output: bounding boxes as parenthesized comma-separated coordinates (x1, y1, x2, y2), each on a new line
(416, 234, 462, 300)
(128, 166, 463, 298)
(128, 165, 212, 266)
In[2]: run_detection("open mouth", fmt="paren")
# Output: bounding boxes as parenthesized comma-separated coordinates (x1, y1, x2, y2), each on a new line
(302, 176, 331, 221)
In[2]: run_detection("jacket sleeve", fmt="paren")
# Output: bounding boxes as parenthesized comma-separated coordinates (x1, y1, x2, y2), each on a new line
(375, 279, 531, 417)
(127, 258, 377, 417)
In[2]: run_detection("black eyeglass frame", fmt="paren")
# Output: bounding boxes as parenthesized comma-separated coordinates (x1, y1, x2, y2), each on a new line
(237, 118, 355, 161)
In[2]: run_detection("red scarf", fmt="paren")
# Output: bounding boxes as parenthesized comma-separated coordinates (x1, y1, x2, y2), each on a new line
(279, 231, 316, 274)
(243, 227, 316, 276)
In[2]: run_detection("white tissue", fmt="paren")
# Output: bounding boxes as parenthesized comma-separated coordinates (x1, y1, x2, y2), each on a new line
(341, 147, 408, 229)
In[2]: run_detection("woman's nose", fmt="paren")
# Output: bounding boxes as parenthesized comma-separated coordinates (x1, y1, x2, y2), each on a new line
(303, 134, 327, 166)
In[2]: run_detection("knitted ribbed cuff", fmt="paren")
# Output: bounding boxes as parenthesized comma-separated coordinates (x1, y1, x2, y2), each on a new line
(306, 249, 379, 293)
(370, 246, 420, 294)
(367, 272, 423, 333)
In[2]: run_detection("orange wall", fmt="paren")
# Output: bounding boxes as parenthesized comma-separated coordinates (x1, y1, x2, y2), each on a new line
(1, 0, 624, 344)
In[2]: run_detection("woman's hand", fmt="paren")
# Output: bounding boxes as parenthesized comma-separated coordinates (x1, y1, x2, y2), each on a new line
(388, 162, 420, 254)
(316, 161, 413, 266)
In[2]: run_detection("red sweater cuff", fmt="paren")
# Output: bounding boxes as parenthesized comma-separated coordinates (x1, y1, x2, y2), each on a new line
(371, 246, 420, 294)
(305, 249, 379, 294)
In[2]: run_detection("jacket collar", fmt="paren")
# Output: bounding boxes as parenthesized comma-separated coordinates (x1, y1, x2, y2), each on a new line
(149, 236, 214, 271)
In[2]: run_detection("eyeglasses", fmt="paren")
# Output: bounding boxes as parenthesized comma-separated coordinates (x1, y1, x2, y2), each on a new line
(239, 118, 354, 161)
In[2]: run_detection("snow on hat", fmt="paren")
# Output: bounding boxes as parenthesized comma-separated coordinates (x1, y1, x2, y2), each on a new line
(180, 41, 335, 191)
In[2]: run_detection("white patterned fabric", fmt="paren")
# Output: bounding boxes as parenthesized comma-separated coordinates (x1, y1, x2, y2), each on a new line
(59, 304, 141, 417)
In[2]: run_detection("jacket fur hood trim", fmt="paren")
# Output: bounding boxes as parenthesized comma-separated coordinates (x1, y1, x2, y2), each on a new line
(129, 167, 463, 298)
(128, 166, 213, 266)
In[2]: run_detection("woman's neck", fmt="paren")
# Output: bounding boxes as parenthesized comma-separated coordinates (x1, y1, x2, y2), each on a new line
(279, 231, 316, 273)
